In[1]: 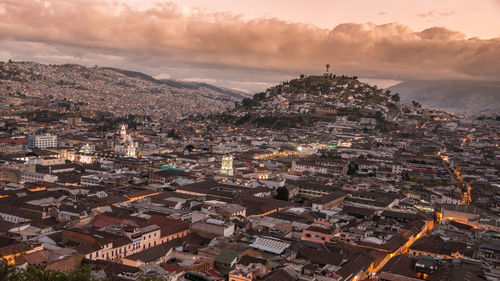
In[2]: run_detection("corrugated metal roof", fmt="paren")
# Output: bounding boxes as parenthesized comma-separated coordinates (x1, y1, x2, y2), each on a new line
(249, 237, 290, 254)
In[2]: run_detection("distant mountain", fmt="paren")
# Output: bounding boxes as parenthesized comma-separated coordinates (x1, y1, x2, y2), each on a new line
(104, 67, 248, 100)
(387, 80, 500, 115)
(0, 61, 249, 120)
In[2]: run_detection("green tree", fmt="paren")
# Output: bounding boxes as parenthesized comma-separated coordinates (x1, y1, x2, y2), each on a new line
(140, 273, 174, 281)
(236, 113, 252, 125)
(347, 162, 358, 175)
(5, 265, 97, 281)
(0, 261, 11, 281)
(401, 170, 410, 181)
(253, 92, 266, 100)
(242, 98, 253, 107)
(391, 93, 400, 102)
(167, 128, 178, 138)
(276, 186, 289, 201)
(185, 144, 195, 153)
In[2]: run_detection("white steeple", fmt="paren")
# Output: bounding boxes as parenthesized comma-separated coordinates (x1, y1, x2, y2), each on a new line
(120, 124, 127, 136)
(220, 153, 234, 176)
(115, 124, 136, 158)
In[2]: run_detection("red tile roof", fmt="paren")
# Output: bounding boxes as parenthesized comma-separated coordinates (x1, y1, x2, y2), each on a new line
(0, 138, 27, 144)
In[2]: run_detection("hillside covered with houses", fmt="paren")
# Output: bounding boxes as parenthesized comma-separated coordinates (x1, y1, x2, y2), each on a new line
(220, 74, 428, 131)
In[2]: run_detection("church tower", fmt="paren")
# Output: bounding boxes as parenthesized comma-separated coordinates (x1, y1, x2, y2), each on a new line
(115, 124, 137, 158)
(220, 153, 234, 176)
(120, 124, 127, 136)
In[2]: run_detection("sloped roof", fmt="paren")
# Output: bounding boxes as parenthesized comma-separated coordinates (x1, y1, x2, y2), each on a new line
(263, 268, 296, 281)
(249, 237, 290, 254)
(380, 254, 417, 278)
(124, 238, 182, 263)
(214, 249, 240, 264)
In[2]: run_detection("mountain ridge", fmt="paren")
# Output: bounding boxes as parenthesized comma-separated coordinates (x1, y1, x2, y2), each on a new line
(103, 67, 247, 99)
(388, 80, 500, 115)
(0, 61, 250, 120)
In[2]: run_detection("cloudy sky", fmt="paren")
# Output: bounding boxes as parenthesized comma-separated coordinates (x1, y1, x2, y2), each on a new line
(0, 0, 499, 93)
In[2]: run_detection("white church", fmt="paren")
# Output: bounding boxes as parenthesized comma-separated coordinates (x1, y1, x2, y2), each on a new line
(114, 124, 137, 158)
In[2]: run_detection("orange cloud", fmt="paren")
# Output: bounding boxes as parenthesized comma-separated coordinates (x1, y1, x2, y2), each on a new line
(0, 0, 499, 82)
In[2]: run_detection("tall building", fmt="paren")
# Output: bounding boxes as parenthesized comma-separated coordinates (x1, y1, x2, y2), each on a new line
(27, 134, 58, 149)
(114, 124, 137, 158)
(220, 153, 234, 176)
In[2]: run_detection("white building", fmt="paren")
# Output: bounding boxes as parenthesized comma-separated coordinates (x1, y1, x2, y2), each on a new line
(27, 134, 58, 149)
(220, 153, 234, 176)
(114, 124, 137, 157)
(81, 175, 101, 187)
(21, 170, 58, 183)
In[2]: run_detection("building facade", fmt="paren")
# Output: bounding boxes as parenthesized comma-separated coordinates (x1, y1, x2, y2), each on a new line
(27, 134, 58, 149)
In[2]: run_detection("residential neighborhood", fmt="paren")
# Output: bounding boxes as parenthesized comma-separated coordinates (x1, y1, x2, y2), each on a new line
(0, 69, 499, 281)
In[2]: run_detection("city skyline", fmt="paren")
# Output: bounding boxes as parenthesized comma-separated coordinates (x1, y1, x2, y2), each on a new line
(0, 2, 499, 279)
(0, 0, 499, 93)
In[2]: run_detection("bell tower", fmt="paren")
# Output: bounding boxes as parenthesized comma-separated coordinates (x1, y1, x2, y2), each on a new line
(220, 153, 234, 176)
(120, 124, 127, 136)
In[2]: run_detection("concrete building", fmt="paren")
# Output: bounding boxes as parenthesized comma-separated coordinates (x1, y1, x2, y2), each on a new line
(191, 218, 235, 238)
(27, 134, 58, 149)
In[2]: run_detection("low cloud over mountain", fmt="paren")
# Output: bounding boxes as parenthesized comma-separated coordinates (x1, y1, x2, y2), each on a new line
(0, 0, 499, 93)
(388, 80, 500, 115)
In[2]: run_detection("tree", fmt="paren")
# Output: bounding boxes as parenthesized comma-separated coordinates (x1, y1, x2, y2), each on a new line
(236, 113, 252, 125)
(253, 92, 266, 100)
(391, 93, 400, 102)
(167, 128, 178, 138)
(0, 261, 11, 281)
(140, 273, 174, 281)
(185, 144, 195, 152)
(385, 90, 391, 96)
(401, 170, 410, 181)
(242, 98, 253, 107)
(347, 162, 358, 175)
(276, 186, 289, 201)
(4, 265, 97, 281)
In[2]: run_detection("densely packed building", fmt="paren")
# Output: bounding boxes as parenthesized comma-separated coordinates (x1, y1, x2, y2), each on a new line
(0, 73, 499, 281)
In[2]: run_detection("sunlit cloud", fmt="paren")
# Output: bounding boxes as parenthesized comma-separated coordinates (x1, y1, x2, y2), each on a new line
(180, 78, 217, 84)
(416, 10, 455, 19)
(154, 73, 171, 80)
(0, 0, 498, 94)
